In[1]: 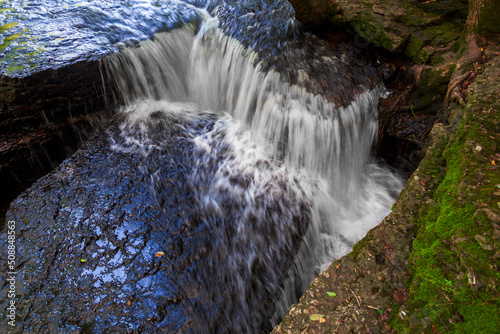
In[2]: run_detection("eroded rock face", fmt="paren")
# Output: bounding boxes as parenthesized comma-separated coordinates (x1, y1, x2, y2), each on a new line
(289, 0, 468, 64)
(273, 44, 500, 334)
(0, 109, 311, 333)
(0, 60, 115, 220)
(216, 0, 379, 106)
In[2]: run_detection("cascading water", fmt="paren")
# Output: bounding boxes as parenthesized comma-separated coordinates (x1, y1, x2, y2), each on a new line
(105, 14, 403, 332)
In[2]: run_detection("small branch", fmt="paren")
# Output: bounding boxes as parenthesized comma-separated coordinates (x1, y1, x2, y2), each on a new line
(350, 289, 362, 308)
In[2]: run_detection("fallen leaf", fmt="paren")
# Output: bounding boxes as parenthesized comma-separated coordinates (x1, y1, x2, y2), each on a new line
(393, 288, 409, 303)
(431, 324, 442, 334)
(310, 314, 324, 321)
(492, 160, 496, 165)
(155, 251, 165, 257)
(327, 291, 337, 297)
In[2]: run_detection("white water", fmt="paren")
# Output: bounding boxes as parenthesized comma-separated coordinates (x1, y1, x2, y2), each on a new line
(106, 18, 403, 328)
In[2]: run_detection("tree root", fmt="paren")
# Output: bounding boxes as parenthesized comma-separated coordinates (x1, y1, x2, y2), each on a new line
(440, 35, 482, 119)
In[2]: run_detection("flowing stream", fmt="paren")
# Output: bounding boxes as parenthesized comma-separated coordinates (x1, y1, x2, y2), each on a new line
(1, 1, 404, 332)
(104, 13, 403, 331)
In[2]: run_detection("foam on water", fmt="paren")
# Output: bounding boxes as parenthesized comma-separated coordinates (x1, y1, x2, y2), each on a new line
(106, 18, 403, 330)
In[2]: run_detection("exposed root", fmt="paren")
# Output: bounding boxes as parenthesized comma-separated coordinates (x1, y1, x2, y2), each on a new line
(442, 35, 482, 111)
(444, 71, 471, 107)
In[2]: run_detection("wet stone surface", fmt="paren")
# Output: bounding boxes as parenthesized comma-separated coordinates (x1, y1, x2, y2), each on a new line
(217, 0, 379, 106)
(0, 59, 114, 219)
(0, 110, 310, 333)
(0, 0, 203, 77)
(2, 117, 196, 332)
(2, 0, 378, 107)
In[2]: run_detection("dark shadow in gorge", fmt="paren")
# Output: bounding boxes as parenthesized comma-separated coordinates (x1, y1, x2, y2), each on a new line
(0, 60, 117, 225)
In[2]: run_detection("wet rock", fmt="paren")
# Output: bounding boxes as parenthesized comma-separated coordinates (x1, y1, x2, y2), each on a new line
(0, 0, 203, 77)
(0, 110, 310, 333)
(388, 113, 434, 145)
(0, 60, 115, 220)
(274, 47, 500, 334)
(217, 0, 379, 107)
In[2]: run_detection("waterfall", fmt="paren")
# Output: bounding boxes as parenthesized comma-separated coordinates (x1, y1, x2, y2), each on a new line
(106, 17, 403, 331)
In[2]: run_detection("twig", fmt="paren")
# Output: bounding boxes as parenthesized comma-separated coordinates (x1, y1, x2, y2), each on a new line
(351, 289, 362, 308)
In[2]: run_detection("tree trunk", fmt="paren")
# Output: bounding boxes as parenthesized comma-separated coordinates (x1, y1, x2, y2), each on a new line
(465, 0, 500, 40)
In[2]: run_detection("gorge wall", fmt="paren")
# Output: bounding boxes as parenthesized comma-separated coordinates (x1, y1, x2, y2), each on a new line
(275, 0, 500, 332)
(0, 0, 498, 332)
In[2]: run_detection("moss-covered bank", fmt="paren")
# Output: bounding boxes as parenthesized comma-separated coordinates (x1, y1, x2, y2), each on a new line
(272, 43, 499, 334)
(392, 50, 500, 334)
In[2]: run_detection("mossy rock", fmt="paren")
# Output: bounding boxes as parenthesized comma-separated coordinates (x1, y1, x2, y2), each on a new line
(391, 52, 500, 334)
(289, 0, 467, 64)
(410, 62, 456, 111)
(273, 39, 500, 334)
(405, 33, 427, 60)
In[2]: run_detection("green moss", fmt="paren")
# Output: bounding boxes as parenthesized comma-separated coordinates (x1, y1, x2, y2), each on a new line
(421, 22, 461, 48)
(0, 21, 23, 53)
(3, 31, 21, 42)
(401, 7, 438, 28)
(5, 64, 24, 75)
(391, 58, 500, 332)
(0, 21, 18, 33)
(405, 34, 425, 61)
(430, 53, 445, 66)
(350, 235, 374, 260)
(475, 1, 500, 34)
(1, 24, 47, 76)
(350, 11, 398, 51)
(414, 46, 434, 64)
